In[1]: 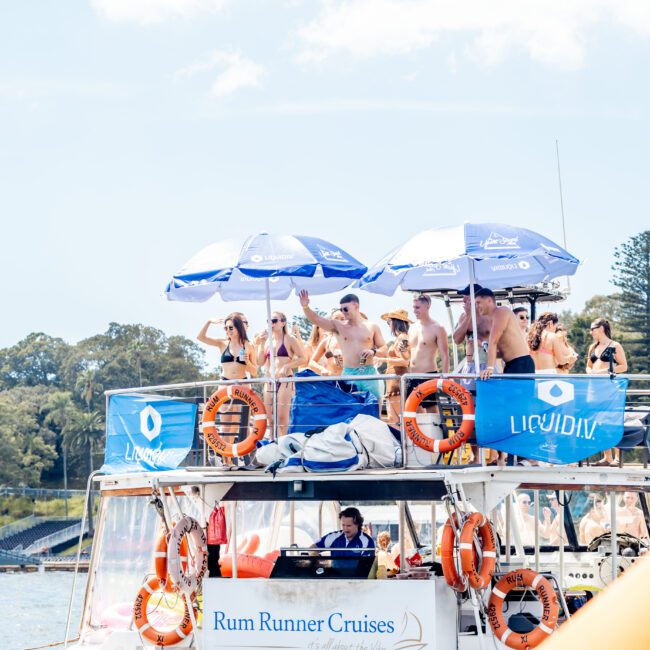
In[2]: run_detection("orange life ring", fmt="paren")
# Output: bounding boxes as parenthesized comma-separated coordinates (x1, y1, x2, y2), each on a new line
(487, 569, 559, 649)
(202, 385, 267, 458)
(154, 532, 188, 593)
(403, 379, 475, 453)
(440, 515, 467, 592)
(219, 552, 276, 579)
(167, 516, 207, 595)
(133, 577, 195, 647)
(460, 512, 497, 590)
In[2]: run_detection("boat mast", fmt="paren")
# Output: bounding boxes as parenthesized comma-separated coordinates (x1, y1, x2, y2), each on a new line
(555, 139, 571, 293)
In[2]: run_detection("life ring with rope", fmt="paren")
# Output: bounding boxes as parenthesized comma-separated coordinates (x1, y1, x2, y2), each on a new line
(153, 530, 188, 593)
(459, 512, 497, 590)
(133, 576, 196, 647)
(487, 569, 559, 649)
(202, 385, 267, 458)
(167, 516, 207, 595)
(403, 378, 475, 453)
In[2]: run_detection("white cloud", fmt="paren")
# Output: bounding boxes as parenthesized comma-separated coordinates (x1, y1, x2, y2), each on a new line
(176, 51, 264, 97)
(297, 0, 650, 69)
(91, 0, 227, 24)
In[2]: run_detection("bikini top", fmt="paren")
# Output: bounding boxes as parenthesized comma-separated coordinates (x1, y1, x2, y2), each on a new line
(590, 343, 615, 365)
(221, 343, 246, 365)
(266, 336, 289, 359)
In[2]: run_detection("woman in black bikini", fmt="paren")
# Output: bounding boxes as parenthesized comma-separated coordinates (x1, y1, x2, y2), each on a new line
(196, 313, 257, 380)
(197, 313, 258, 460)
(587, 317, 628, 466)
(256, 311, 306, 437)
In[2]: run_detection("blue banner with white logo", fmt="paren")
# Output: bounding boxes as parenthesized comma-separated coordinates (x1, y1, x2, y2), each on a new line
(101, 395, 197, 474)
(476, 377, 628, 464)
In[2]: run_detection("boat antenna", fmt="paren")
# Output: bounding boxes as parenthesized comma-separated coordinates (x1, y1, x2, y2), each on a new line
(555, 139, 570, 293)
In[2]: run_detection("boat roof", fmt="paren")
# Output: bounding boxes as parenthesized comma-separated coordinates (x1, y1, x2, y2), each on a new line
(419, 285, 567, 304)
(97, 465, 650, 501)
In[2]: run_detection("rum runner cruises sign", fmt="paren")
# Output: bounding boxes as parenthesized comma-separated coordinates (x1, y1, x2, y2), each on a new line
(476, 377, 628, 464)
(203, 579, 442, 649)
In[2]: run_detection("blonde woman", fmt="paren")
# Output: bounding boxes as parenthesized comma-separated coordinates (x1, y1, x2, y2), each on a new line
(256, 312, 307, 437)
(308, 310, 346, 376)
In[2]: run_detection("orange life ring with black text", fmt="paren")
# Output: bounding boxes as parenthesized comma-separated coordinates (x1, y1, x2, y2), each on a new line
(460, 512, 497, 590)
(440, 514, 467, 592)
(403, 378, 474, 453)
(202, 385, 267, 458)
(487, 569, 559, 649)
(133, 577, 195, 647)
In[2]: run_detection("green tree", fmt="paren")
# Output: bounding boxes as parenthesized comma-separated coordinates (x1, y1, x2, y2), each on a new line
(63, 408, 104, 476)
(0, 333, 70, 389)
(0, 387, 57, 486)
(612, 231, 650, 372)
(75, 369, 104, 412)
(291, 309, 327, 342)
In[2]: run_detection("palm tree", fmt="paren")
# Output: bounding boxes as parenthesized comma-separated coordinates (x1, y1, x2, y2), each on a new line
(64, 409, 104, 533)
(43, 391, 73, 518)
(75, 369, 104, 413)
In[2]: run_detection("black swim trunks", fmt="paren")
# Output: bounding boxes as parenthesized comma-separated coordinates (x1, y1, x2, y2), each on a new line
(405, 373, 438, 408)
(503, 355, 535, 374)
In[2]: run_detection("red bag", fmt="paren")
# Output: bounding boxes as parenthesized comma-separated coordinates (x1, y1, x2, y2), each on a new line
(207, 505, 228, 545)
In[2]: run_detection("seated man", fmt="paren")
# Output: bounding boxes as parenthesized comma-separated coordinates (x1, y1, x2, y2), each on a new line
(313, 507, 375, 556)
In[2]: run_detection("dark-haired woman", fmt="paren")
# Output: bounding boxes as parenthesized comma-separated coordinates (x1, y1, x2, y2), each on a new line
(197, 313, 257, 380)
(375, 309, 411, 425)
(308, 310, 346, 376)
(256, 311, 307, 437)
(587, 318, 628, 466)
(528, 312, 575, 374)
(197, 314, 258, 461)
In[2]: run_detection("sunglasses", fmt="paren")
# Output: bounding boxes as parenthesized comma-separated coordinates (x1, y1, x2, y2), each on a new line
(519, 315, 529, 321)
(270, 318, 285, 324)
(340, 306, 350, 313)
(224, 326, 235, 331)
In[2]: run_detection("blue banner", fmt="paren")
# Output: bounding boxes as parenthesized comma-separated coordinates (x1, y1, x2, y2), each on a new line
(101, 395, 197, 474)
(476, 377, 628, 464)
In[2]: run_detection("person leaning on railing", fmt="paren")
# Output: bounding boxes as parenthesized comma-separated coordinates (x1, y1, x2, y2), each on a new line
(587, 317, 628, 467)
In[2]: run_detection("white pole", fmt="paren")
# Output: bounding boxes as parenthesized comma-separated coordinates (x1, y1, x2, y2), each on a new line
(468, 260, 481, 374)
(610, 492, 617, 582)
(445, 297, 459, 369)
(265, 279, 278, 439)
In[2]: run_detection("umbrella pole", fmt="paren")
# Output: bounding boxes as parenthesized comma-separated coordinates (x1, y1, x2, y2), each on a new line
(444, 295, 459, 369)
(265, 279, 278, 440)
(468, 263, 485, 467)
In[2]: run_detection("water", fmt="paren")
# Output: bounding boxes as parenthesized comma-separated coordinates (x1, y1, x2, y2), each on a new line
(2, 571, 86, 650)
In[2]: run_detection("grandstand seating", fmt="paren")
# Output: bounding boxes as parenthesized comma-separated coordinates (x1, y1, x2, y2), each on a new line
(0, 519, 80, 551)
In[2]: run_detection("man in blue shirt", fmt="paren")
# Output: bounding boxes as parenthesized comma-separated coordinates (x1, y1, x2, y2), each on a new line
(313, 507, 375, 556)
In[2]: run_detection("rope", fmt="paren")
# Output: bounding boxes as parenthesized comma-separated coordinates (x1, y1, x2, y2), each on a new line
(22, 638, 79, 650)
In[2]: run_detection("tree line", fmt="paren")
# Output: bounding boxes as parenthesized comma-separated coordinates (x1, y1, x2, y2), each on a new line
(0, 324, 210, 488)
(0, 231, 647, 489)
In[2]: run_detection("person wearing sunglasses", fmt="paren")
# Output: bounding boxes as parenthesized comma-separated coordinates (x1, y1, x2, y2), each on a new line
(587, 317, 628, 467)
(197, 313, 257, 380)
(256, 311, 307, 437)
(513, 306, 529, 333)
(299, 290, 387, 407)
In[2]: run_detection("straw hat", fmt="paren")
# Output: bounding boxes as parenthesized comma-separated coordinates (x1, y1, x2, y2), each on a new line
(381, 308, 413, 324)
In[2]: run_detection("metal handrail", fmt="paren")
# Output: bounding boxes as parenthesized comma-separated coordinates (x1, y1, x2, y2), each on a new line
(23, 521, 83, 555)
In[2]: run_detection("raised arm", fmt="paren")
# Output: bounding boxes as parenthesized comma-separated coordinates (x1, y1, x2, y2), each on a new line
(197, 319, 226, 349)
(299, 290, 338, 333)
(453, 306, 472, 345)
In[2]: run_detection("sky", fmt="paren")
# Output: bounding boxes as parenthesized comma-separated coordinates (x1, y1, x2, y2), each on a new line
(1, 0, 649, 354)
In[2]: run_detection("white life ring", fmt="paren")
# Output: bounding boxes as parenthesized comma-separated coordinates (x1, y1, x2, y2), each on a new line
(167, 515, 207, 594)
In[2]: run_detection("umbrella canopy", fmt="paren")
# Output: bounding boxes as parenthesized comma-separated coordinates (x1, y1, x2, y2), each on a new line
(357, 222, 580, 295)
(166, 233, 366, 302)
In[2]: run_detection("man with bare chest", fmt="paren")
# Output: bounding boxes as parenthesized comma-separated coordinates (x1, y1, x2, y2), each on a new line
(475, 288, 534, 379)
(405, 294, 450, 407)
(299, 290, 387, 400)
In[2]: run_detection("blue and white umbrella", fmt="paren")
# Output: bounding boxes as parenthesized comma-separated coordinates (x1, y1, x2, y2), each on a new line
(166, 233, 366, 302)
(357, 222, 580, 295)
(165, 232, 366, 376)
(357, 222, 580, 371)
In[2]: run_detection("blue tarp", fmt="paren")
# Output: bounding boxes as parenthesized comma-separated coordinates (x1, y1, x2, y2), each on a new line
(288, 370, 379, 435)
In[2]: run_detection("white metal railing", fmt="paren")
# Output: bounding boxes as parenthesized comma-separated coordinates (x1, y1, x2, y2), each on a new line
(23, 521, 84, 555)
(0, 514, 39, 540)
(104, 372, 650, 469)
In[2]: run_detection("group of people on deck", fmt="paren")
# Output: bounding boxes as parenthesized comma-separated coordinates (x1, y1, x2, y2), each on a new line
(196, 287, 629, 465)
